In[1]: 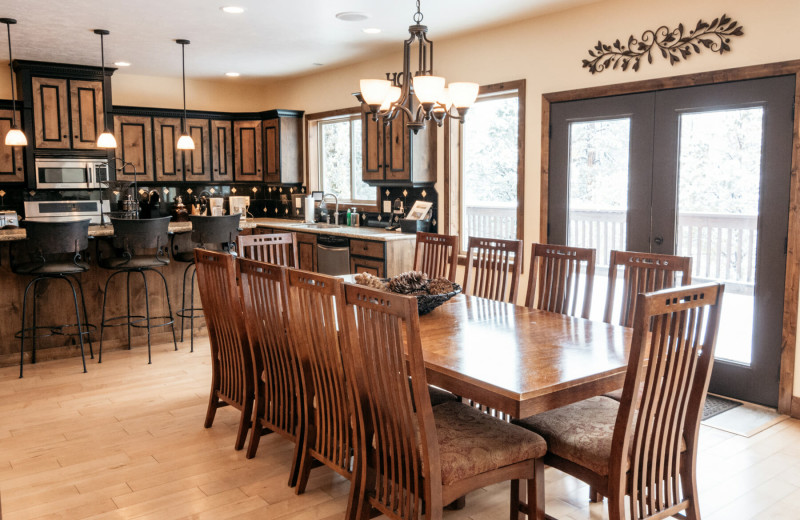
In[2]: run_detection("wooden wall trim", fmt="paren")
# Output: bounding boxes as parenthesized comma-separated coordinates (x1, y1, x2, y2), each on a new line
(540, 59, 800, 414)
(305, 107, 360, 122)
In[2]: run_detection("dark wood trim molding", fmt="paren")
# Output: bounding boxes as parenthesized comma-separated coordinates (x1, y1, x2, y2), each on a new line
(540, 59, 800, 414)
(305, 107, 360, 121)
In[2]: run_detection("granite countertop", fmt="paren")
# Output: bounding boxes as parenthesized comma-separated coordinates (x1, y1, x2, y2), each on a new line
(0, 217, 416, 243)
(252, 218, 417, 242)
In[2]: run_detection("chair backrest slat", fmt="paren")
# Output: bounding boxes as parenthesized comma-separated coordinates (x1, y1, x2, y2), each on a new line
(463, 236, 523, 304)
(238, 232, 299, 267)
(285, 269, 352, 473)
(610, 283, 723, 520)
(341, 284, 441, 519)
(238, 258, 299, 438)
(194, 249, 252, 408)
(413, 231, 458, 282)
(604, 250, 692, 327)
(525, 243, 596, 318)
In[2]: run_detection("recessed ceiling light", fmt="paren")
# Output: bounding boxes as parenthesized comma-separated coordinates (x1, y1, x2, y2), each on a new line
(313, 63, 324, 67)
(113, 61, 131, 67)
(225, 72, 240, 77)
(220, 6, 245, 14)
(336, 11, 370, 22)
(362, 28, 381, 34)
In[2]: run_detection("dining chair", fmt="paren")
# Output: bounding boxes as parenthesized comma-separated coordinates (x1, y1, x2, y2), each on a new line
(413, 231, 459, 282)
(237, 258, 303, 482)
(462, 236, 523, 304)
(604, 250, 692, 327)
(514, 282, 724, 520)
(341, 283, 547, 520)
(193, 248, 253, 451)
(237, 232, 298, 267)
(525, 243, 596, 319)
(284, 269, 357, 509)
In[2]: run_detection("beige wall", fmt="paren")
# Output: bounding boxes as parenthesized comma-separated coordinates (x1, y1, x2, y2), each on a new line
(258, 0, 800, 399)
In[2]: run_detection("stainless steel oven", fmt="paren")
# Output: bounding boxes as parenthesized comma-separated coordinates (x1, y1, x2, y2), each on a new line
(34, 158, 109, 189)
(23, 200, 109, 224)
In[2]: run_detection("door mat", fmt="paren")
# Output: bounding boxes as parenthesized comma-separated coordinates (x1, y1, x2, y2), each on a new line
(701, 395, 788, 437)
(702, 394, 742, 421)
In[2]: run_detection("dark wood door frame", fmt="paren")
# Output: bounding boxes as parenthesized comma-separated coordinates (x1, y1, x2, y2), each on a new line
(540, 59, 800, 417)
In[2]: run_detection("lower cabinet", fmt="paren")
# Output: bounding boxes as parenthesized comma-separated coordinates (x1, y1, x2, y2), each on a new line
(349, 238, 415, 277)
(350, 256, 385, 278)
(296, 232, 317, 272)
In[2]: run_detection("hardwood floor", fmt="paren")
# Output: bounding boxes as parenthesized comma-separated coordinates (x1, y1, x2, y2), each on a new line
(1, 338, 799, 519)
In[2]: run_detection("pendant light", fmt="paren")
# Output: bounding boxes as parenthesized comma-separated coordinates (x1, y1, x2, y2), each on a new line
(175, 39, 194, 150)
(1, 18, 26, 146)
(94, 29, 117, 148)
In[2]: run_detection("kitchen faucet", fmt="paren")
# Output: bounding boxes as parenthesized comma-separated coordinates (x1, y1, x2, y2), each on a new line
(322, 193, 339, 224)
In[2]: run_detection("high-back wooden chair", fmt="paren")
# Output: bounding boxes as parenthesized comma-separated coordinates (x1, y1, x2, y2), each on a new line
(341, 283, 547, 520)
(284, 269, 356, 510)
(413, 231, 459, 282)
(525, 243, 596, 319)
(193, 248, 253, 451)
(462, 236, 523, 304)
(604, 250, 692, 327)
(237, 232, 299, 267)
(237, 258, 303, 482)
(515, 283, 724, 520)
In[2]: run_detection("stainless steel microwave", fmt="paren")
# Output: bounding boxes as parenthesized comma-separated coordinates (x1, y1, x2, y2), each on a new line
(34, 158, 109, 189)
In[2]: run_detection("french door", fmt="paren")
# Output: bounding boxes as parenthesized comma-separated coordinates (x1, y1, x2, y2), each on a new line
(548, 76, 795, 407)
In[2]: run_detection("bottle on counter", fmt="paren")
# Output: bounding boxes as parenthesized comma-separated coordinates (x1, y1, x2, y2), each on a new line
(351, 208, 359, 227)
(346, 208, 351, 226)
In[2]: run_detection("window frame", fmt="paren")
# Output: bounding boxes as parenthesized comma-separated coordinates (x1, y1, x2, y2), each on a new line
(306, 107, 378, 209)
(444, 80, 526, 257)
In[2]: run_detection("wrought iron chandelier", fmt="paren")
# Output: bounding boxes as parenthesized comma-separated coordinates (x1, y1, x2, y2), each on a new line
(357, 0, 479, 134)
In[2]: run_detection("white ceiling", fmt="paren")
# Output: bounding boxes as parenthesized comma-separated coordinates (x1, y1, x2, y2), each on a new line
(0, 0, 592, 80)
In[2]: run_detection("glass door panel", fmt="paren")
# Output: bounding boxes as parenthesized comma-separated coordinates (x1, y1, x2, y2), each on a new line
(676, 108, 763, 364)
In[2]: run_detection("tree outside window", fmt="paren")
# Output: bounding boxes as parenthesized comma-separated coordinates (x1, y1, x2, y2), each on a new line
(319, 115, 374, 203)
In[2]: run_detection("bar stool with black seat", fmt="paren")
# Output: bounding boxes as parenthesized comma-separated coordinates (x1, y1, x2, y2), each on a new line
(172, 214, 241, 352)
(98, 217, 178, 364)
(12, 219, 94, 378)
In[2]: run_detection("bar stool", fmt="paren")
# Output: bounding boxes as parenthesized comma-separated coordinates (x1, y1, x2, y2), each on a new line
(98, 217, 177, 364)
(172, 214, 240, 352)
(12, 219, 94, 377)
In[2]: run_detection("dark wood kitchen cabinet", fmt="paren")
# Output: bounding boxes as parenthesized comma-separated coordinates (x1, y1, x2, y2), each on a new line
(296, 232, 317, 272)
(361, 105, 436, 186)
(233, 120, 263, 182)
(211, 119, 233, 182)
(114, 115, 154, 182)
(262, 111, 302, 185)
(0, 109, 24, 182)
(31, 77, 105, 150)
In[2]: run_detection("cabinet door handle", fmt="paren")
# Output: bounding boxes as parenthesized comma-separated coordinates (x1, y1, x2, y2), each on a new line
(63, 134, 68, 138)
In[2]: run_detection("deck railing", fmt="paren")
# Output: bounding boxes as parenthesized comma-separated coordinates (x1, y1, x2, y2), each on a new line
(568, 209, 757, 290)
(463, 203, 517, 248)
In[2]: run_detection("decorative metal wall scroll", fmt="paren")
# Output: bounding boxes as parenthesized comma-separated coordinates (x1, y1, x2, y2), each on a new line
(583, 14, 744, 74)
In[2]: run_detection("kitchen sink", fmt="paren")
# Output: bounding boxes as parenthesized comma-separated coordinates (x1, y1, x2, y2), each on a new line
(297, 223, 342, 229)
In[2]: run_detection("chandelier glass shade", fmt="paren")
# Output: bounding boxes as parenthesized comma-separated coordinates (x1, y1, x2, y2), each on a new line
(357, 1, 479, 133)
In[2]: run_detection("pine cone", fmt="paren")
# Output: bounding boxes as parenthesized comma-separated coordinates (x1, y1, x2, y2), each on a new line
(354, 272, 388, 291)
(427, 278, 455, 295)
(388, 271, 428, 294)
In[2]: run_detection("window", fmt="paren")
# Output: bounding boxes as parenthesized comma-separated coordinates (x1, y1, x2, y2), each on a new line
(446, 81, 525, 252)
(316, 113, 374, 203)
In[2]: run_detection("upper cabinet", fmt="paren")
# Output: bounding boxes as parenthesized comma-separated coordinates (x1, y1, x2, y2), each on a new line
(262, 110, 303, 185)
(210, 120, 233, 182)
(31, 77, 105, 150)
(0, 109, 24, 182)
(361, 106, 436, 186)
(233, 120, 263, 182)
(153, 117, 183, 182)
(114, 114, 154, 182)
(183, 118, 211, 183)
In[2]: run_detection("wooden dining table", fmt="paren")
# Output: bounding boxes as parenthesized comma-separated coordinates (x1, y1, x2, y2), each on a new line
(417, 294, 634, 418)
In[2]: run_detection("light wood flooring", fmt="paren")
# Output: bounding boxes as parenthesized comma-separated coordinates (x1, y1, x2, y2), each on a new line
(1, 338, 799, 520)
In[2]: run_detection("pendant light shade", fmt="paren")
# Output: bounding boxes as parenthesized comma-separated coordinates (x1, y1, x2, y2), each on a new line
(176, 39, 195, 151)
(94, 29, 117, 148)
(1, 18, 26, 147)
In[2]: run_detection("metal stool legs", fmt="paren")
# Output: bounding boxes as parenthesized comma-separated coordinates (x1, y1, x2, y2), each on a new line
(99, 267, 178, 364)
(178, 262, 201, 353)
(18, 274, 90, 378)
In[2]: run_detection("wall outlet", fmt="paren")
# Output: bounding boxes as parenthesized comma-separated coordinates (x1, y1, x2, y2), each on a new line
(383, 200, 391, 213)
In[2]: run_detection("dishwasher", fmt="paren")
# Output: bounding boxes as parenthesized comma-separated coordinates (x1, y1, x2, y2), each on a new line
(316, 234, 350, 275)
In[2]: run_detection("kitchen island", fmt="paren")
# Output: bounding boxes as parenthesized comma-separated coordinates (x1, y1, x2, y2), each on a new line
(0, 218, 417, 369)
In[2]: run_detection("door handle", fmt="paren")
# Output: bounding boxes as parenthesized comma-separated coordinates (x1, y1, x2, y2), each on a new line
(654, 234, 664, 246)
